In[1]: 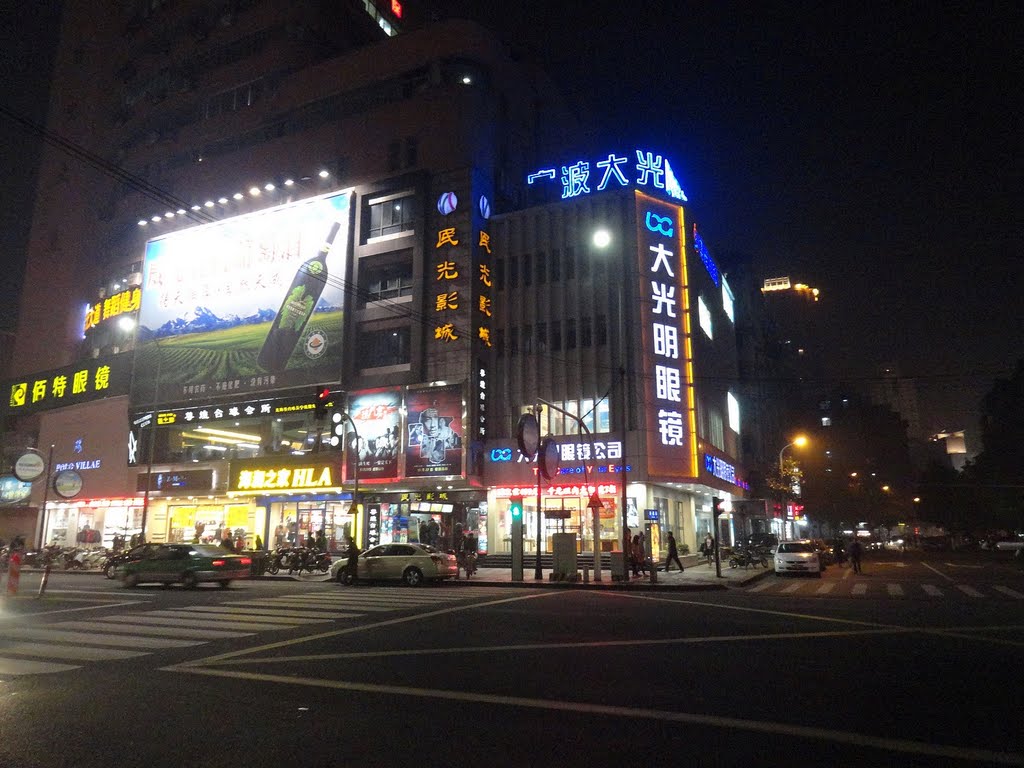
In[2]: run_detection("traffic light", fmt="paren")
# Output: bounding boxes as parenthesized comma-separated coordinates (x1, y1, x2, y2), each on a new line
(313, 387, 331, 420)
(509, 496, 523, 521)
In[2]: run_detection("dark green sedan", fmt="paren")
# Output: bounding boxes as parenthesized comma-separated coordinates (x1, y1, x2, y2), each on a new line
(121, 544, 251, 589)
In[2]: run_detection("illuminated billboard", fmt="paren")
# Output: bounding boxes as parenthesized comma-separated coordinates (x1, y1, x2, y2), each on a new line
(134, 190, 352, 405)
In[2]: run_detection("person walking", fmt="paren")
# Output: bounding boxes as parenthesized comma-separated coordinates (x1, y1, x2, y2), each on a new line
(345, 536, 361, 584)
(664, 532, 684, 573)
(630, 535, 642, 576)
(848, 539, 863, 574)
(700, 533, 715, 565)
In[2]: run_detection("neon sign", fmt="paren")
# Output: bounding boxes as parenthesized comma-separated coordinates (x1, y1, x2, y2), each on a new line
(234, 465, 334, 492)
(528, 149, 687, 202)
(693, 224, 719, 286)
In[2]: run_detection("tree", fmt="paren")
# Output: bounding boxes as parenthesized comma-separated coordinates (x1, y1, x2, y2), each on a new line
(968, 359, 1024, 530)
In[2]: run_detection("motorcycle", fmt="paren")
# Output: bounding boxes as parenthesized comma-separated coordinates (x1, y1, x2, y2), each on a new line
(729, 547, 768, 569)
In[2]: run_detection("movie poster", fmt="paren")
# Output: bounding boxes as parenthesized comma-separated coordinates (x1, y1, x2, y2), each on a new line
(344, 388, 401, 482)
(404, 385, 464, 478)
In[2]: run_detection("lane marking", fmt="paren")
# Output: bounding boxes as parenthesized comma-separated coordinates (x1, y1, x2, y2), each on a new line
(921, 584, 943, 597)
(780, 583, 802, 594)
(993, 586, 1024, 599)
(887, 584, 904, 597)
(164, 666, 1024, 766)
(816, 583, 836, 595)
(3, 627, 202, 649)
(0, 657, 79, 675)
(851, 583, 868, 596)
(922, 561, 955, 582)
(204, 627, 915, 667)
(0, 642, 148, 662)
(216, 604, 357, 618)
(98, 615, 297, 632)
(747, 581, 774, 593)
(51, 620, 254, 639)
(956, 585, 984, 598)
(144, 609, 328, 625)
(842, 567, 852, 581)
(179, 591, 554, 667)
(0, 600, 146, 619)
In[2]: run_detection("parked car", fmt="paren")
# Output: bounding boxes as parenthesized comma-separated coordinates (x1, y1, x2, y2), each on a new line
(332, 543, 458, 586)
(121, 543, 251, 588)
(774, 539, 823, 578)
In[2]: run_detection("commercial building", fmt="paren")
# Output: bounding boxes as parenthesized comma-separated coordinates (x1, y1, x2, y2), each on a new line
(1, 1, 749, 559)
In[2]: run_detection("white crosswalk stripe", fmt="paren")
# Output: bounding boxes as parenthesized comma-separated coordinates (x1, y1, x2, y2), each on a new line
(992, 585, 1024, 599)
(887, 584, 904, 597)
(851, 583, 868, 595)
(816, 582, 836, 595)
(956, 584, 985, 598)
(780, 582, 802, 594)
(747, 581, 775, 593)
(752, 579, 1019, 600)
(0, 586, 516, 678)
(921, 584, 943, 597)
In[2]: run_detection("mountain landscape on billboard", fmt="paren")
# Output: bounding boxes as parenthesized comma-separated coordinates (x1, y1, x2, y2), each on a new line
(140, 296, 341, 339)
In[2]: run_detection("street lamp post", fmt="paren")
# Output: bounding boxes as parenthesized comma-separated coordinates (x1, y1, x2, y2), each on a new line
(778, 435, 809, 485)
(333, 411, 360, 548)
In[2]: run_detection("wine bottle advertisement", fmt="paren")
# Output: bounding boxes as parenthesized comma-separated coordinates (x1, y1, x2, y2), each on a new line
(134, 190, 351, 404)
(404, 384, 465, 478)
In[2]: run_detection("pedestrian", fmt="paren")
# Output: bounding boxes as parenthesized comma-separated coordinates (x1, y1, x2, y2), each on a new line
(700, 533, 715, 565)
(630, 535, 642, 576)
(221, 534, 235, 552)
(637, 533, 649, 575)
(848, 539, 863, 574)
(254, 535, 264, 551)
(664, 532, 684, 573)
(346, 536, 361, 584)
(315, 529, 328, 552)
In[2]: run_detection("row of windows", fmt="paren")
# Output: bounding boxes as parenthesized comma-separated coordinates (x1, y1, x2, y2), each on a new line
(203, 79, 263, 120)
(520, 399, 611, 436)
(494, 246, 611, 290)
(494, 316, 608, 357)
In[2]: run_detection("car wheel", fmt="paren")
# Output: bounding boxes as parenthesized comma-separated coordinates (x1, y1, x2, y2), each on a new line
(403, 567, 424, 586)
(104, 563, 116, 579)
(122, 571, 138, 588)
(181, 571, 199, 589)
(728, 558, 739, 569)
(337, 566, 354, 585)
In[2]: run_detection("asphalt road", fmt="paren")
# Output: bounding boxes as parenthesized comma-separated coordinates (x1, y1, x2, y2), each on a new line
(0, 551, 1021, 768)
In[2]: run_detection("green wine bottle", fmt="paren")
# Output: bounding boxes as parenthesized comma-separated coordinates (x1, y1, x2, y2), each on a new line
(257, 220, 341, 372)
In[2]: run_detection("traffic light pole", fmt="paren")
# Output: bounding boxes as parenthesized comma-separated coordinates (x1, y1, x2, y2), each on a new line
(713, 497, 723, 578)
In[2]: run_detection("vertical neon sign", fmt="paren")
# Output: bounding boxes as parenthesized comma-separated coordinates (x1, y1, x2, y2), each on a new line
(635, 191, 698, 479)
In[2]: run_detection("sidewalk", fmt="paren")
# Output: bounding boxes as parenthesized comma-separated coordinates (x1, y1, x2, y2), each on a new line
(448, 558, 773, 592)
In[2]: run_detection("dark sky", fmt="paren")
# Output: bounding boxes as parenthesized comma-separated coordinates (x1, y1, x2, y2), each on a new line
(2, 2, 1021, 434)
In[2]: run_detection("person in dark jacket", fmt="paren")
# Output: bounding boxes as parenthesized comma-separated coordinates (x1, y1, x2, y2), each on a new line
(664, 532, 684, 573)
(346, 537, 361, 584)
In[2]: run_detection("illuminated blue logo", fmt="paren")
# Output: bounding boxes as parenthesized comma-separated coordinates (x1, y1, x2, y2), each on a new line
(645, 211, 674, 237)
(693, 225, 719, 287)
(528, 149, 687, 202)
(490, 448, 513, 462)
(704, 454, 736, 484)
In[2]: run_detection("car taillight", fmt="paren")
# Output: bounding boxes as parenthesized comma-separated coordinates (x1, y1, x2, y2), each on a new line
(239, 558, 252, 565)
(212, 559, 225, 566)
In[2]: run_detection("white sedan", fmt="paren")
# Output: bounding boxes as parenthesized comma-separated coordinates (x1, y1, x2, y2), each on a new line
(331, 543, 458, 586)
(774, 539, 823, 578)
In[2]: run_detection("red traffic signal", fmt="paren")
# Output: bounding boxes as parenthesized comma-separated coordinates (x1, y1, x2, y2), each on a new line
(314, 387, 331, 420)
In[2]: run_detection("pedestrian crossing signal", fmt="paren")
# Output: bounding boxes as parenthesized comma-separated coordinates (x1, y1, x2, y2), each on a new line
(509, 497, 523, 521)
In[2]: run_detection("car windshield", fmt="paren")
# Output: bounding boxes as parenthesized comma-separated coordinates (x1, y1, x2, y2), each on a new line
(778, 542, 816, 553)
(191, 545, 233, 557)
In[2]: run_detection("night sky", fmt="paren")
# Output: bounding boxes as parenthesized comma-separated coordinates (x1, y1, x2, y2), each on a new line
(2, 2, 1020, 435)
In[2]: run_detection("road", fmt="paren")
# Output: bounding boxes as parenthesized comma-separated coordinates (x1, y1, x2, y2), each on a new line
(0, 552, 1021, 768)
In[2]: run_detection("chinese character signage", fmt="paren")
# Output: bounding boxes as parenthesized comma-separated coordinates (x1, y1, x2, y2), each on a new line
(83, 287, 142, 334)
(527, 149, 687, 203)
(405, 384, 464, 478)
(134, 189, 352, 405)
(344, 389, 401, 482)
(3, 354, 131, 418)
(635, 191, 698, 479)
(229, 456, 340, 493)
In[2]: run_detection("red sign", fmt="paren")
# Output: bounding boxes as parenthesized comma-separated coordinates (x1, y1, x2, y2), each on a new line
(391, 0, 403, 18)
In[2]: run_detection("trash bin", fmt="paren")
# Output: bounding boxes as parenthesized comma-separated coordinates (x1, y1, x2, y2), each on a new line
(248, 550, 267, 577)
(609, 550, 627, 581)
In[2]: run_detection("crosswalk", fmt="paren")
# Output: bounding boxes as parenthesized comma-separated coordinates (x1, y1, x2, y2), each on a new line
(0, 587, 512, 678)
(747, 578, 1024, 600)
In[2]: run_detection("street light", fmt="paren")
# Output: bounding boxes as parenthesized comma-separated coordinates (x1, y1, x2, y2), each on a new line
(778, 435, 808, 478)
(332, 411, 360, 548)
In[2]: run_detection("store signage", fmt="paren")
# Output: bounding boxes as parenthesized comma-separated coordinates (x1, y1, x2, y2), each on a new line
(635, 191, 698, 480)
(229, 457, 340, 493)
(366, 504, 381, 547)
(405, 385, 464, 478)
(493, 483, 617, 498)
(3, 354, 131, 418)
(644, 508, 660, 521)
(527, 149, 687, 202)
(703, 454, 750, 491)
(83, 287, 141, 334)
(136, 469, 216, 493)
(54, 458, 102, 472)
(53, 470, 84, 499)
(0, 474, 32, 503)
(13, 451, 46, 482)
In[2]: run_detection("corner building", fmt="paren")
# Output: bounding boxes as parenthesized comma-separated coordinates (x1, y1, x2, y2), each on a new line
(2, 1, 749, 557)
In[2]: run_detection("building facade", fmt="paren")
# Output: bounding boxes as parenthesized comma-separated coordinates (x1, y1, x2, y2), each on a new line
(2, 1, 749, 559)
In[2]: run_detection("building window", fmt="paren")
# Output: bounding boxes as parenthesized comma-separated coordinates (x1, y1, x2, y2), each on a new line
(203, 79, 263, 120)
(523, 254, 532, 287)
(366, 194, 416, 240)
(509, 255, 519, 287)
(536, 251, 547, 284)
(596, 399, 610, 432)
(510, 327, 519, 356)
(698, 296, 713, 339)
(536, 322, 547, 352)
(550, 321, 562, 351)
(523, 324, 532, 354)
(709, 408, 725, 451)
(577, 247, 590, 280)
(361, 256, 413, 303)
(596, 314, 608, 346)
(494, 328, 504, 357)
(550, 248, 562, 281)
(821, 416, 832, 427)
(727, 392, 740, 433)
(581, 316, 592, 347)
(357, 327, 410, 368)
(722, 277, 735, 323)
(564, 247, 576, 279)
(566, 318, 577, 350)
